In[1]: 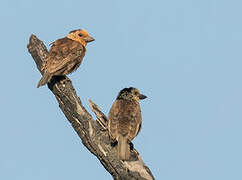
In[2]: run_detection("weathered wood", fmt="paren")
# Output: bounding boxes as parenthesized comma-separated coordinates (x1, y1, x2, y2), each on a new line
(27, 34, 155, 180)
(89, 99, 108, 130)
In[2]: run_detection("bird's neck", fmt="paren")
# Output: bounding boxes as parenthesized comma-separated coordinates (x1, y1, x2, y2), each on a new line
(117, 96, 138, 103)
(66, 34, 87, 47)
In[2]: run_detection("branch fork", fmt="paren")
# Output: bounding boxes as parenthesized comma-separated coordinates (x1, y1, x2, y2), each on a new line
(27, 34, 155, 180)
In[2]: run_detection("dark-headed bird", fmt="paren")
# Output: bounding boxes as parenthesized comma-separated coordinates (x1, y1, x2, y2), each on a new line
(37, 29, 94, 88)
(108, 87, 147, 160)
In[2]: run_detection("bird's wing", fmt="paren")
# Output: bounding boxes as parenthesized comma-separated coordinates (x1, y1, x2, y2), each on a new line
(46, 37, 84, 74)
(108, 100, 121, 140)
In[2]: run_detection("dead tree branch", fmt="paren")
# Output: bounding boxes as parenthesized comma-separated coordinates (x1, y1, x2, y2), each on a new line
(27, 35, 155, 180)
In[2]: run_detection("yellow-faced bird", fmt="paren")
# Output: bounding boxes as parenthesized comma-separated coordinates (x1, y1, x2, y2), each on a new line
(37, 29, 94, 88)
(108, 87, 147, 160)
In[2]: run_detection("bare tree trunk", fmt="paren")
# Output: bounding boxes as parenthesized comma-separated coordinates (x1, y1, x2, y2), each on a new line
(27, 35, 155, 180)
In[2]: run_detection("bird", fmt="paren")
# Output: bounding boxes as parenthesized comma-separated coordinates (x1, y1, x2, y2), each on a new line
(108, 87, 147, 160)
(37, 29, 94, 88)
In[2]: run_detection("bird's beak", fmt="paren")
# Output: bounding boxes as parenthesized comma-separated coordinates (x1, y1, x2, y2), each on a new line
(139, 94, 147, 100)
(84, 36, 95, 43)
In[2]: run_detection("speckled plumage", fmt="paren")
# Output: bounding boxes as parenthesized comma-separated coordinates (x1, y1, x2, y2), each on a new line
(108, 87, 147, 160)
(45, 37, 85, 75)
(37, 29, 94, 88)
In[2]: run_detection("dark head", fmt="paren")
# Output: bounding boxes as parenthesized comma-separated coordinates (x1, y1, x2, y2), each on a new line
(67, 29, 95, 46)
(117, 87, 147, 101)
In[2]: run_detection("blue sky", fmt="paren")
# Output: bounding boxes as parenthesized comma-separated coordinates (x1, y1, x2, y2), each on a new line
(1, 0, 242, 179)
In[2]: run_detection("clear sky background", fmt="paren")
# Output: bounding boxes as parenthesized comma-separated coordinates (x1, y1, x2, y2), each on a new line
(1, 0, 242, 179)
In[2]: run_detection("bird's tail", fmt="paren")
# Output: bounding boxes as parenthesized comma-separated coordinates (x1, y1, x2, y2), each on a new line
(37, 71, 52, 88)
(117, 135, 130, 160)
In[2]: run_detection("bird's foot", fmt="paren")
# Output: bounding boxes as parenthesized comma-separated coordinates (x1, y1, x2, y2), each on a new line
(48, 75, 66, 90)
(111, 140, 118, 147)
(129, 142, 134, 151)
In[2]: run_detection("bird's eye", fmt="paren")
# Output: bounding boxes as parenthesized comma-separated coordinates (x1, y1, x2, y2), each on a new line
(78, 34, 83, 37)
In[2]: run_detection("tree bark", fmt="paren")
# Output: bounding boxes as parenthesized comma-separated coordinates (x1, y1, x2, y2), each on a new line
(27, 35, 155, 180)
